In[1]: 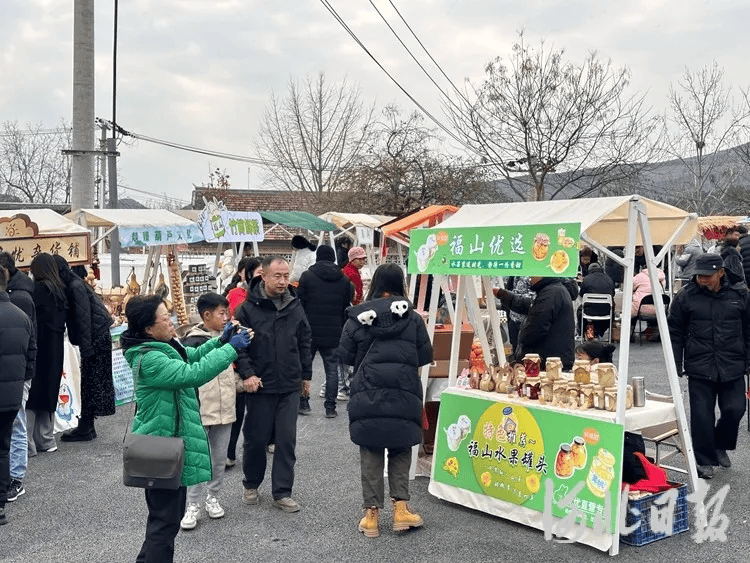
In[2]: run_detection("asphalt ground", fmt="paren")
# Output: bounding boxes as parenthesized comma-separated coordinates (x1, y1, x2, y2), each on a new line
(2, 339, 748, 563)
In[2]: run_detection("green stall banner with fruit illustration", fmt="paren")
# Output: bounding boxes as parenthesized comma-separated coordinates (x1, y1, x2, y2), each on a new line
(408, 223, 581, 277)
(433, 392, 624, 534)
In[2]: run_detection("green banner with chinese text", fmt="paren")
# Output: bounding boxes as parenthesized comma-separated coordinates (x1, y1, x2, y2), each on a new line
(408, 223, 581, 277)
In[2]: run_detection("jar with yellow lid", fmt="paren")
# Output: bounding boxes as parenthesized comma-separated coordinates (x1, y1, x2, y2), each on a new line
(586, 448, 615, 498)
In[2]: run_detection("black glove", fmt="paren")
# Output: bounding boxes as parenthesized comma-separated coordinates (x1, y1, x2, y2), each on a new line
(220, 321, 236, 344)
(229, 329, 252, 351)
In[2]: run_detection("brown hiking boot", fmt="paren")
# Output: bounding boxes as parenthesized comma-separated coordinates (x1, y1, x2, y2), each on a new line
(358, 507, 379, 538)
(392, 499, 423, 531)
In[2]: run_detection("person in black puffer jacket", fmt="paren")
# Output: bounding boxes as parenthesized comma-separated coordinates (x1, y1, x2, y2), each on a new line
(579, 263, 615, 339)
(234, 256, 312, 512)
(53, 256, 115, 442)
(297, 245, 353, 417)
(495, 276, 575, 370)
(737, 229, 750, 282)
(338, 263, 432, 538)
(0, 265, 35, 525)
(0, 252, 37, 502)
(668, 253, 750, 478)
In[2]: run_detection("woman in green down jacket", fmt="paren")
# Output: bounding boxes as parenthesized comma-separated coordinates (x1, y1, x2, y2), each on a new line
(121, 294, 251, 563)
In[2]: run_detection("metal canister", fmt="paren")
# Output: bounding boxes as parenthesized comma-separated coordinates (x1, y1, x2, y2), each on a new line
(631, 376, 646, 407)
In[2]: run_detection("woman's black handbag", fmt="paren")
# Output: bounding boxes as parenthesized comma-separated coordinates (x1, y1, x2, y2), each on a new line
(122, 350, 185, 489)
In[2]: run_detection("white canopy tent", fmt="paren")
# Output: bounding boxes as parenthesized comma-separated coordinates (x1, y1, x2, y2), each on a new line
(421, 195, 700, 554)
(318, 211, 393, 270)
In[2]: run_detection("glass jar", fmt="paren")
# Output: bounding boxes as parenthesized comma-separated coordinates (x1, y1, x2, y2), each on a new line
(555, 443, 575, 479)
(571, 436, 588, 469)
(523, 354, 541, 377)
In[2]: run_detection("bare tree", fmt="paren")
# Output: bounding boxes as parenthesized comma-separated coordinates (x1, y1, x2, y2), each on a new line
(445, 33, 661, 201)
(0, 120, 72, 203)
(666, 62, 749, 215)
(337, 106, 489, 214)
(255, 73, 374, 200)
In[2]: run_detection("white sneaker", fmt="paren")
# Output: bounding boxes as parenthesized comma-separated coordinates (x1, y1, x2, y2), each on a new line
(205, 496, 225, 519)
(180, 502, 201, 530)
(337, 392, 349, 401)
(318, 388, 325, 398)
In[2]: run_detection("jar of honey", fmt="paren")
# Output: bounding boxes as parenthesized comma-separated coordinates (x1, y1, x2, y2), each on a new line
(586, 449, 616, 498)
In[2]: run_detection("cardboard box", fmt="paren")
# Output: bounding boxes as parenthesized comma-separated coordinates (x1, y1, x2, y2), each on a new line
(428, 359, 470, 378)
(432, 324, 474, 361)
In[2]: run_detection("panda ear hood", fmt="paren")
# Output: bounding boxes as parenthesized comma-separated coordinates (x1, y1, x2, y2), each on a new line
(348, 296, 414, 332)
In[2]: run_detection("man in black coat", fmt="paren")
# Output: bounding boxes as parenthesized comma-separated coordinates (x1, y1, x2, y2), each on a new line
(0, 252, 36, 503)
(0, 265, 36, 525)
(719, 226, 747, 286)
(234, 256, 312, 513)
(579, 263, 615, 339)
(495, 276, 575, 370)
(737, 227, 750, 282)
(668, 253, 750, 479)
(297, 245, 353, 418)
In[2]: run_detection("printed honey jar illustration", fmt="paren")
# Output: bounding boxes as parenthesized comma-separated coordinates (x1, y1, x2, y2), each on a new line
(586, 448, 615, 498)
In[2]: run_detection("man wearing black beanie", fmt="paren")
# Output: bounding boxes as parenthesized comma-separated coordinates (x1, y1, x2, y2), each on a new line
(297, 245, 353, 418)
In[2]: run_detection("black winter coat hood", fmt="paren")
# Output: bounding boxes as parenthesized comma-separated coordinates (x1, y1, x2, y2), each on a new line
(338, 296, 433, 450)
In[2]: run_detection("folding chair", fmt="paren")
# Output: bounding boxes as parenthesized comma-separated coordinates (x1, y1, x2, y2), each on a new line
(579, 294, 613, 343)
(630, 293, 671, 345)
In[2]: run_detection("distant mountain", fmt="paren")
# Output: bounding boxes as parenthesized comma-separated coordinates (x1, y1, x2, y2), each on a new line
(476, 143, 750, 214)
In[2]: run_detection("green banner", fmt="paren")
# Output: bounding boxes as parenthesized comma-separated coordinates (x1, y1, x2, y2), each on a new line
(433, 391, 623, 533)
(408, 223, 580, 277)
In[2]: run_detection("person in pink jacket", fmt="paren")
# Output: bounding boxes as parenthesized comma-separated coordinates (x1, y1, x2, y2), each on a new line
(630, 267, 665, 318)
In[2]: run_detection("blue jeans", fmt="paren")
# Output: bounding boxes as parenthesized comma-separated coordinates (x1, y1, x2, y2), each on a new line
(9, 380, 31, 481)
(311, 344, 339, 411)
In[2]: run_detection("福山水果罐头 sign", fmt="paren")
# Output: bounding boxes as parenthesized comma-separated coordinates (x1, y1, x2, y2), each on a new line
(408, 223, 581, 277)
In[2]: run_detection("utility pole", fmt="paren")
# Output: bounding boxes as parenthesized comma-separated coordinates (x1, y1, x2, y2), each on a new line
(108, 0, 121, 285)
(70, 0, 95, 213)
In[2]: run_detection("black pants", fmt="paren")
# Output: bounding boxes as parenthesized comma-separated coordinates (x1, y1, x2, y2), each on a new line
(0, 410, 18, 508)
(227, 393, 246, 461)
(242, 391, 299, 499)
(311, 344, 339, 411)
(688, 376, 746, 466)
(135, 486, 186, 563)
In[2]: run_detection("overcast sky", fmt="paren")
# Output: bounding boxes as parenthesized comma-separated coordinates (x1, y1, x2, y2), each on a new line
(2, 0, 749, 206)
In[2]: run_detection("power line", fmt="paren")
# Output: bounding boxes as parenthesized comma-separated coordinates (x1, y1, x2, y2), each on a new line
(318, 0, 478, 154)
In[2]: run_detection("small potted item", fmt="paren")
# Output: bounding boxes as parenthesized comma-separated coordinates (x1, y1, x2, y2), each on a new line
(573, 359, 591, 384)
(523, 372, 541, 400)
(592, 385, 606, 409)
(579, 383, 595, 409)
(551, 380, 569, 406)
(523, 354, 541, 377)
(597, 363, 617, 387)
(479, 370, 495, 392)
(567, 382, 580, 408)
(538, 376, 554, 403)
(511, 363, 526, 397)
(545, 357, 563, 381)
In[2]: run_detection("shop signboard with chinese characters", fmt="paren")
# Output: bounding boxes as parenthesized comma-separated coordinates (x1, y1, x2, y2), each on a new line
(408, 223, 580, 277)
(0, 213, 90, 267)
(119, 225, 204, 248)
(432, 389, 624, 535)
(197, 199, 264, 243)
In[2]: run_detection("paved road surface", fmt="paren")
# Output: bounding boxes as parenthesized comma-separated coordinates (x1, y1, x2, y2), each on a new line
(2, 340, 747, 562)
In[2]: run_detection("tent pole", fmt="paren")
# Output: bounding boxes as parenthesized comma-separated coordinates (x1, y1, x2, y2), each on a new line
(481, 276, 506, 367)
(636, 201, 699, 494)
(447, 276, 467, 387)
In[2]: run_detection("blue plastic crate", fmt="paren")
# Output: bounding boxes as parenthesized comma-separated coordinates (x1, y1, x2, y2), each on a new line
(620, 482, 689, 546)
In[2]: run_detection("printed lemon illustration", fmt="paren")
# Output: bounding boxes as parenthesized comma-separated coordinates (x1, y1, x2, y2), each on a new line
(526, 474, 541, 494)
(443, 456, 459, 478)
(480, 472, 492, 487)
(472, 403, 544, 506)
